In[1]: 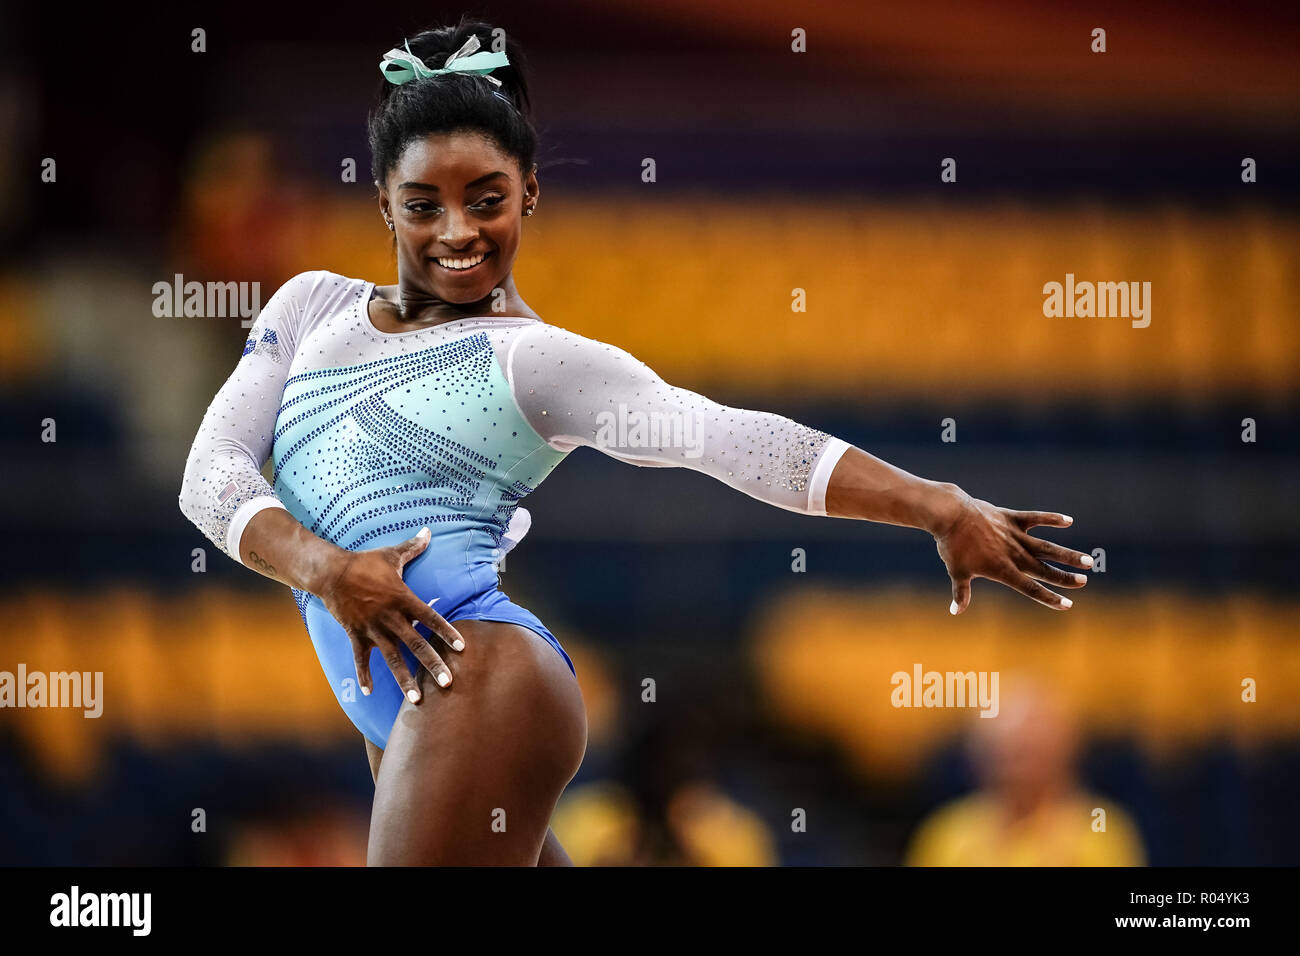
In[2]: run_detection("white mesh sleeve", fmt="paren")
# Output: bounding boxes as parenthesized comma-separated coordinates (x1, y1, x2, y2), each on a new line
(505, 324, 851, 515)
(178, 272, 322, 562)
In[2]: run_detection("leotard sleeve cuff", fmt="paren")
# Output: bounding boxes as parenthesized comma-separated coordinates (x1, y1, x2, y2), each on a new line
(227, 496, 290, 564)
(807, 437, 852, 516)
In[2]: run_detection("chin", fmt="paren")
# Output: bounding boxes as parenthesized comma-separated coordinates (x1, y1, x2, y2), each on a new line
(426, 268, 501, 304)
(452, 283, 496, 305)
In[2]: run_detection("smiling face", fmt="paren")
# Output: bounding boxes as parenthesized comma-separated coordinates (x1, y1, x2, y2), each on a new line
(377, 130, 538, 308)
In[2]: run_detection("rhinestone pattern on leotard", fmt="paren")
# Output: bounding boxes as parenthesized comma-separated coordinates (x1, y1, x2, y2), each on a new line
(504, 323, 837, 505)
(242, 328, 281, 361)
(272, 331, 559, 555)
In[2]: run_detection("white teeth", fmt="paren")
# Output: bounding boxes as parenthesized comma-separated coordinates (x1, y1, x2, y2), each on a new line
(437, 253, 487, 270)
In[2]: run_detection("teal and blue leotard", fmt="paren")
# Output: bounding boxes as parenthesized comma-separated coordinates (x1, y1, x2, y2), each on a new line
(180, 271, 849, 748)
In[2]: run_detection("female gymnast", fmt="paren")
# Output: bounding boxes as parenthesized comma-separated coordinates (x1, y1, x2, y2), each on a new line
(179, 18, 1091, 866)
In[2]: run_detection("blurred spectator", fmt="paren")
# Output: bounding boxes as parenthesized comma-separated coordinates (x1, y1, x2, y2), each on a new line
(553, 778, 777, 866)
(905, 681, 1145, 866)
(551, 781, 646, 866)
(666, 780, 778, 867)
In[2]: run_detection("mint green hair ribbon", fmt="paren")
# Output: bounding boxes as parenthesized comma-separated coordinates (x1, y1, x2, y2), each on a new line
(380, 34, 510, 88)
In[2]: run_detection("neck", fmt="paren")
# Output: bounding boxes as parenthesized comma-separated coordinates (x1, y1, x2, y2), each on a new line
(376, 273, 538, 327)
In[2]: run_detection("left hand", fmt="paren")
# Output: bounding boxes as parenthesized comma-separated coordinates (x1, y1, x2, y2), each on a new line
(931, 490, 1092, 614)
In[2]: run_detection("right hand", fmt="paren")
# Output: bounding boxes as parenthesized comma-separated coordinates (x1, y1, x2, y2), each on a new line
(316, 527, 465, 702)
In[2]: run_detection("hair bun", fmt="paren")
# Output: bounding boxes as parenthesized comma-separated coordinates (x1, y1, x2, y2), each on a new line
(368, 16, 538, 185)
(396, 19, 529, 114)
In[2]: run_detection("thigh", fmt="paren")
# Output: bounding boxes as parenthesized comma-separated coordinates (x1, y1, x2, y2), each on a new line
(367, 619, 587, 865)
(367, 741, 574, 864)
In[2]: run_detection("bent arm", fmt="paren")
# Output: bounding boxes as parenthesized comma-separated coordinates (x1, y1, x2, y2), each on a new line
(178, 270, 350, 589)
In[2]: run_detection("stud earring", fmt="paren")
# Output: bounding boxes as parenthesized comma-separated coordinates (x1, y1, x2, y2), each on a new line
(385, 219, 394, 231)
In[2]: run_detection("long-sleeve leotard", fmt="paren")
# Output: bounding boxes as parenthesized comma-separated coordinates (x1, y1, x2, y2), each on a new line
(179, 270, 851, 566)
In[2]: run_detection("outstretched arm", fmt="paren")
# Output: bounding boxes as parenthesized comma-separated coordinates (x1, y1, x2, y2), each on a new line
(507, 324, 1091, 614)
(822, 447, 1091, 613)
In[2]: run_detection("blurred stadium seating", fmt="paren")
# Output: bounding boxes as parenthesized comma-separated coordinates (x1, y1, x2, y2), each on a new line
(1, 0, 1296, 864)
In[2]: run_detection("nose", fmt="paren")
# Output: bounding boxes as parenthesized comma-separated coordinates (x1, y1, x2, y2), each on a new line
(437, 208, 478, 250)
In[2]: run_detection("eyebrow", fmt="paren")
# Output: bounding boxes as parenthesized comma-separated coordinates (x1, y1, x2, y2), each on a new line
(397, 171, 509, 191)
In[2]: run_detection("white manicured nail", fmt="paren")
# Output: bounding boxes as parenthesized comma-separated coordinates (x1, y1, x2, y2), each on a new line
(436, 672, 451, 687)
(1060, 597, 1072, 609)
(1074, 574, 1087, 584)
(453, 639, 465, 651)
(407, 689, 420, 703)
(1081, 554, 1093, 567)
(949, 601, 959, 615)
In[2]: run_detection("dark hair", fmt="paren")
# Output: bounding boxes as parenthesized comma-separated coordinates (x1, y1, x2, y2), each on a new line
(367, 17, 537, 186)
